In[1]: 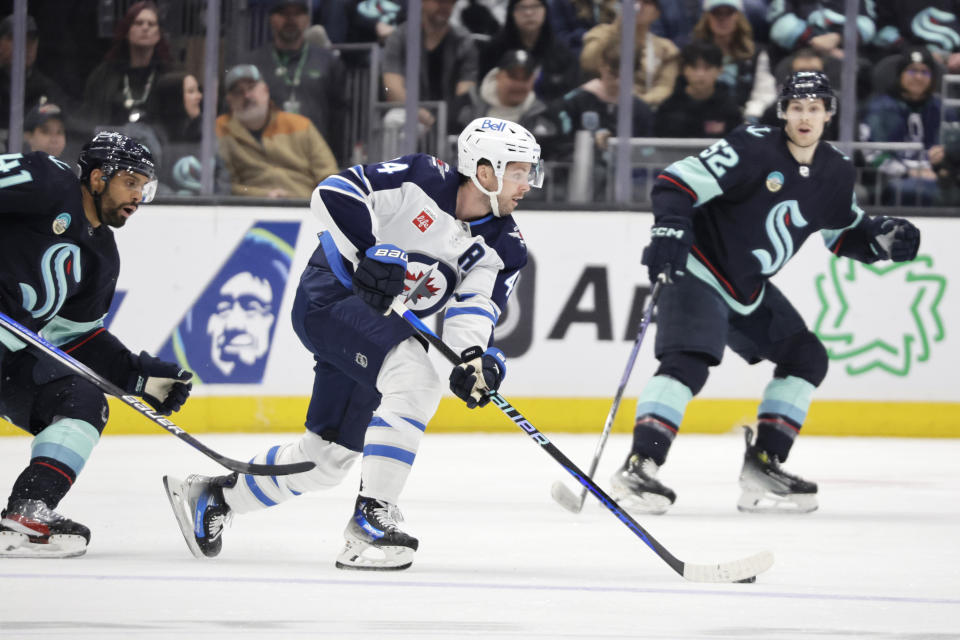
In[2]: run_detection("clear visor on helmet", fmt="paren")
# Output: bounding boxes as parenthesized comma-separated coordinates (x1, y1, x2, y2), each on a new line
(501, 160, 544, 189)
(140, 178, 158, 203)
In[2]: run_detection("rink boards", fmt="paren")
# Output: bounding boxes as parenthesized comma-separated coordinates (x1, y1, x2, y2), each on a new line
(2, 205, 957, 437)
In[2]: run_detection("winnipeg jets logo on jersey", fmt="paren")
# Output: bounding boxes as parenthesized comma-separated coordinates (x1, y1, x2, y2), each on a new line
(752, 200, 808, 275)
(404, 261, 442, 304)
(402, 254, 457, 315)
(19, 243, 82, 321)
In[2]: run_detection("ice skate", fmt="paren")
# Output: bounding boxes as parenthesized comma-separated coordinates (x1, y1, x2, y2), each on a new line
(738, 426, 818, 513)
(162, 474, 233, 559)
(609, 453, 677, 515)
(0, 499, 90, 558)
(335, 496, 418, 571)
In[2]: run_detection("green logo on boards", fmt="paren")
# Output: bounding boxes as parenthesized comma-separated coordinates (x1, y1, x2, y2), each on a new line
(813, 256, 947, 377)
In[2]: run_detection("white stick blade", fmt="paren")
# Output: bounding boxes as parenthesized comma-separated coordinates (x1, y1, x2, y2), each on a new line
(550, 481, 585, 514)
(681, 550, 774, 583)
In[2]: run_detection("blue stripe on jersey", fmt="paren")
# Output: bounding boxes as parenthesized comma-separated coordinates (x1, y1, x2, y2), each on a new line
(445, 306, 498, 324)
(370, 415, 426, 432)
(402, 417, 426, 432)
(664, 158, 722, 207)
(347, 165, 372, 195)
(245, 470, 278, 507)
(321, 175, 367, 201)
(320, 232, 353, 289)
(266, 446, 280, 488)
(469, 214, 494, 226)
(316, 189, 376, 251)
(362, 444, 416, 465)
(40, 315, 105, 347)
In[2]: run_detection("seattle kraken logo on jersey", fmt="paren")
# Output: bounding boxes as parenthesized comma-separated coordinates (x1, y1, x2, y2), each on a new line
(19, 243, 82, 321)
(753, 200, 808, 275)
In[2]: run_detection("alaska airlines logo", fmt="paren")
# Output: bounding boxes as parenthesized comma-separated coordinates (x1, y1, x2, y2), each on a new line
(752, 200, 807, 275)
(19, 243, 82, 321)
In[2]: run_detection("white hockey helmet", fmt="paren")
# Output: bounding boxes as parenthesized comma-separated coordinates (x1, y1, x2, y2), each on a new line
(457, 117, 543, 217)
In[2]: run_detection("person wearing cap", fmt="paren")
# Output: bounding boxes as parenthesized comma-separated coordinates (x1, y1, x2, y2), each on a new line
(654, 40, 743, 138)
(81, 2, 174, 127)
(216, 63, 337, 199)
(477, 0, 580, 102)
(861, 46, 954, 206)
(237, 0, 348, 165)
(22, 103, 66, 158)
(580, 0, 680, 108)
(0, 14, 71, 145)
(767, 0, 876, 69)
(690, 0, 775, 121)
(452, 49, 557, 145)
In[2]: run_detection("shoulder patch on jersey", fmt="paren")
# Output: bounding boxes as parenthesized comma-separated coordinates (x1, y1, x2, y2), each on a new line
(765, 171, 784, 192)
(429, 156, 453, 179)
(746, 125, 772, 138)
(52, 212, 72, 234)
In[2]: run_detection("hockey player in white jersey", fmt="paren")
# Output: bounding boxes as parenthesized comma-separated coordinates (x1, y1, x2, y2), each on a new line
(163, 117, 542, 570)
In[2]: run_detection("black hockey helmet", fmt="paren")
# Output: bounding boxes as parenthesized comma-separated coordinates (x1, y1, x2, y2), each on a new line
(78, 131, 158, 202)
(776, 70, 837, 119)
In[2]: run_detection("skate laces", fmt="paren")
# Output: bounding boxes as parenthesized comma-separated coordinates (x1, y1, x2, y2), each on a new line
(627, 454, 659, 480)
(367, 500, 403, 531)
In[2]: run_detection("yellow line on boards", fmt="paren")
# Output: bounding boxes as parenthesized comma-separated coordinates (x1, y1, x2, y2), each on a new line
(1, 397, 957, 438)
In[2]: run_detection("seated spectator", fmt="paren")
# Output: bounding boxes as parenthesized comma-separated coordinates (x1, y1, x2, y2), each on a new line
(581, 0, 679, 109)
(0, 14, 72, 148)
(22, 102, 66, 158)
(479, 0, 579, 102)
(239, 0, 348, 164)
(553, 38, 653, 159)
(767, 0, 875, 69)
(82, 1, 174, 127)
(381, 0, 478, 132)
(144, 72, 209, 195)
(932, 122, 960, 205)
(548, 0, 619, 60)
(345, 0, 405, 45)
(654, 40, 742, 137)
(217, 64, 337, 199)
(760, 48, 839, 140)
(873, 3, 960, 74)
(861, 47, 947, 206)
(452, 49, 558, 139)
(690, 0, 775, 121)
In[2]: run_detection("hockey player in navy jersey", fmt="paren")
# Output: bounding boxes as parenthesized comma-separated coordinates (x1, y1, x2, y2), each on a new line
(0, 132, 193, 558)
(610, 71, 921, 515)
(164, 117, 542, 570)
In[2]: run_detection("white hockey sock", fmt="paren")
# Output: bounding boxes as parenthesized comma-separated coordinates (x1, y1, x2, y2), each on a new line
(223, 431, 358, 514)
(359, 409, 425, 504)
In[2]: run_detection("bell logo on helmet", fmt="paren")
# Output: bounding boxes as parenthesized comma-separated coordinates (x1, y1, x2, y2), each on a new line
(481, 119, 507, 131)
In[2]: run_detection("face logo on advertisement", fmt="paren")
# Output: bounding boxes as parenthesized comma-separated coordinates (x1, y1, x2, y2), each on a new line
(52, 213, 71, 234)
(765, 171, 784, 193)
(207, 272, 275, 376)
(156, 222, 301, 384)
(413, 210, 434, 232)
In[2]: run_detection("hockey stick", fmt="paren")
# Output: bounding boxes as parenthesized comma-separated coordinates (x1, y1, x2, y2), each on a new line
(389, 300, 773, 583)
(0, 311, 314, 477)
(551, 275, 664, 514)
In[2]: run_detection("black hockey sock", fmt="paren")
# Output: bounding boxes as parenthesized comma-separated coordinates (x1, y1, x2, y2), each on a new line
(631, 414, 677, 466)
(7, 457, 76, 509)
(755, 419, 798, 462)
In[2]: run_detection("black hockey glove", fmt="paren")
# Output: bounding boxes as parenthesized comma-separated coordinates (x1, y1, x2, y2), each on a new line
(449, 346, 506, 409)
(126, 351, 193, 415)
(641, 217, 693, 284)
(867, 216, 920, 262)
(352, 244, 408, 314)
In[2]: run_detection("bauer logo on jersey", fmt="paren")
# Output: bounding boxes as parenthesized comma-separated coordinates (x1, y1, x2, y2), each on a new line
(413, 210, 435, 232)
(765, 171, 784, 193)
(52, 213, 71, 235)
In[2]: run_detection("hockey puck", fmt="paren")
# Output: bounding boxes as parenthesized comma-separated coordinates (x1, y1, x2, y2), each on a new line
(736, 576, 757, 583)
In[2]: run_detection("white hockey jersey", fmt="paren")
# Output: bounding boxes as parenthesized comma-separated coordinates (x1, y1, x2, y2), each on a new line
(311, 153, 527, 355)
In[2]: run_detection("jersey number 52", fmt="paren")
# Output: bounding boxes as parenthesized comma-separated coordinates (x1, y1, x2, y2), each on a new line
(698, 139, 739, 178)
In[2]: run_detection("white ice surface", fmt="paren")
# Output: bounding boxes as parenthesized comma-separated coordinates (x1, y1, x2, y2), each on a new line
(1, 431, 958, 639)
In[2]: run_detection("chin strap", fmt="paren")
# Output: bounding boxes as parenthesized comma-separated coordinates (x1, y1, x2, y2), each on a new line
(470, 174, 503, 218)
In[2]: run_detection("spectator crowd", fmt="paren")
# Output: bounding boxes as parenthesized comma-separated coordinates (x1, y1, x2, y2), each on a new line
(3, 0, 960, 205)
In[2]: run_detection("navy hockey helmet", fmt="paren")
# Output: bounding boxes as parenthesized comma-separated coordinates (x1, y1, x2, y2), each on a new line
(776, 70, 837, 119)
(78, 131, 158, 202)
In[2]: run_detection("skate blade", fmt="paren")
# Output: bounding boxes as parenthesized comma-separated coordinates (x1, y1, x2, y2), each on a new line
(335, 539, 414, 571)
(0, 530, 87, 558)
(609, 486, 672, 515)
(162, 475, 207, 560)
(737, 488, 818, 514)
